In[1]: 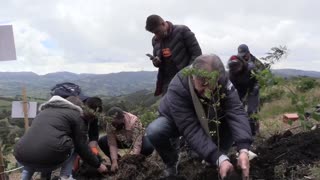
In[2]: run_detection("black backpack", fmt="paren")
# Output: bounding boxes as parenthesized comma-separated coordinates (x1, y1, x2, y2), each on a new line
(50, 82, 82, 98)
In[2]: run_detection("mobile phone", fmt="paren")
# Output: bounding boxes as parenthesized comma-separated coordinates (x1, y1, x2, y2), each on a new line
(146, 53, 154, 59)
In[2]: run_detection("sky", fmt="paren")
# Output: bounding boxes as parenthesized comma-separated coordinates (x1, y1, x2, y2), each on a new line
(0, 0, 319, 75)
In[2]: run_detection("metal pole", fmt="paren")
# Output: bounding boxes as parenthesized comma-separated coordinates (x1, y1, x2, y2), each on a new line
(0, 144, 5, 180)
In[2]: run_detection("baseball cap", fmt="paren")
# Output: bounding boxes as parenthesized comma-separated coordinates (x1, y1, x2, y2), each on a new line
(237, 44, 250, 57)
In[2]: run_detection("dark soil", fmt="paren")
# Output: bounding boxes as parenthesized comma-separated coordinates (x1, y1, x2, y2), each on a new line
(74, 129, 320, 180)
(250, 129, 320, 179)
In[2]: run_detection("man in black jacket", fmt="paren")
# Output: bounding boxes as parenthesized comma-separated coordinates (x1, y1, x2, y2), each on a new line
(146, 54, 253, 178)
(237, 44, 265, 71)
(14, 96, 107, 180)
(145, 14, 202, 96)
(228, 55, 260, 135)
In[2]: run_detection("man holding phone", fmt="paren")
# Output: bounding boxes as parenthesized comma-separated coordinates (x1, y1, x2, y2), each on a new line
(145, 14, 202, 96)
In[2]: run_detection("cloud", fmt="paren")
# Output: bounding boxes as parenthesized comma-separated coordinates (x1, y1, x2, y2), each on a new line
(0, 0, 319, 74)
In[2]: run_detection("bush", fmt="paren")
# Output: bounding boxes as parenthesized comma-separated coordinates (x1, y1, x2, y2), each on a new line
(260, 87, 286, 104)
(296, 77, 318, 92)
(139, 111, 158, 127)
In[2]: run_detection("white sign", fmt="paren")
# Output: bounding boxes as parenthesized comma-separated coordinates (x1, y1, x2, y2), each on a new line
(0, 25, 17, 61)
(11, 101, 37, 118)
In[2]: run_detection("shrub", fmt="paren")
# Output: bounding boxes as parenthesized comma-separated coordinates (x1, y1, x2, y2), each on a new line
(296, 77, 318, 92)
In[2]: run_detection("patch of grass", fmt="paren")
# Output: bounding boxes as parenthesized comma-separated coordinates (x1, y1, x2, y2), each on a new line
(0, 99, 11, 112)
(259, 97, 297, 120)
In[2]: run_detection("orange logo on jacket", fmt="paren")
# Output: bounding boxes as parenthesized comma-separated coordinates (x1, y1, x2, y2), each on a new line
(162, 48, 172, 58)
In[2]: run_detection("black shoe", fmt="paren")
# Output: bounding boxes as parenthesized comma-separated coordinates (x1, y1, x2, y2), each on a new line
(162, 154, 181, 177)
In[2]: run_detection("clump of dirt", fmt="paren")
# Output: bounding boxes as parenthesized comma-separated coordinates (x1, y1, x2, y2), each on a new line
(113, 154, 162, 180)
(250, 129, 320, 179)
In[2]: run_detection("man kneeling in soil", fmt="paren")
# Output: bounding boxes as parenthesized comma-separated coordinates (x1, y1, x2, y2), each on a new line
(98, 107, 154, 172)
(146, 54, 253, 178)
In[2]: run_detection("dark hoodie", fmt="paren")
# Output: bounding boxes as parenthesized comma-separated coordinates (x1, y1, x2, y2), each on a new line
(14, 96, 100, 169)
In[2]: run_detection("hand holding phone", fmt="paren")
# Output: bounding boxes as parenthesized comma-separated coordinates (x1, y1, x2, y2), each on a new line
(146, 53, 161, 66)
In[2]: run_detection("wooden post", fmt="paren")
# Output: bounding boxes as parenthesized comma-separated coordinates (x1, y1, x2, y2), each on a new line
(22, 87, 29, 132)
(0, 144, 5, 180)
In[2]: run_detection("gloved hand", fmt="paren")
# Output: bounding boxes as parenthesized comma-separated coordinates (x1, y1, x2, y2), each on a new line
(250, 121, 260, 136)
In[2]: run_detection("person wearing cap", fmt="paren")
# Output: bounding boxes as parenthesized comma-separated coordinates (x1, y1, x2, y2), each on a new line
(228, 55, 260, 136)
(145, 14, 202, 96)
(98, 107, 154, 173)
(237, 44, 265, 71)
(146, 54, 253, 179)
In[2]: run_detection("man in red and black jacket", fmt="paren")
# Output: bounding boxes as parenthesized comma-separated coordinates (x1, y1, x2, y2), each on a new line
(145, 14, 202, 96)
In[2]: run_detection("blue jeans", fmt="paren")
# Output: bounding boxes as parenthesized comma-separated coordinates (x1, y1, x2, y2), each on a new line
(21, 151, 77, 180)
(146, 116, 234, 166)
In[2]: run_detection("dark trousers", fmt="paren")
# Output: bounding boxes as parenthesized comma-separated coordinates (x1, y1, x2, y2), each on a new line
(98, 135, 154, 159)
(247, 91, 260, 135)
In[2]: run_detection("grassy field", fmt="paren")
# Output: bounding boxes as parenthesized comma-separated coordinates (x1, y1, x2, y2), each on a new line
(0, 99, 12, 111)
(257, 79, 320, 179)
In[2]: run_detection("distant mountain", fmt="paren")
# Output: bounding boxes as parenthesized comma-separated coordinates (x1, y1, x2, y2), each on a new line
(0, 71, 157, 98)
(272, 69, 320, 78)
(0, 69, 319, 98)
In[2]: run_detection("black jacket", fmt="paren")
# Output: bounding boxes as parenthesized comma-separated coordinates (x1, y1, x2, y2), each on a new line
(229, 56, 261, 100)
(159, 71, 253, 165)
(229, 68, 257, 100)
(14, 96, 100, 168)
(88, 118, 99, 142)
(152, 21, 202, 96)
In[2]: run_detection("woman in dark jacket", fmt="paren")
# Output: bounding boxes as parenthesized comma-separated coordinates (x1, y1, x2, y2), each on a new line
(14, 96, 107, 180)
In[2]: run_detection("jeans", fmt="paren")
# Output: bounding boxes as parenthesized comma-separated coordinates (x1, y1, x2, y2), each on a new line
(98, 135, 154, 159)
(21, 151, 77, 180)
(146, 116, 180, 166)
(146, 116, 234, 166)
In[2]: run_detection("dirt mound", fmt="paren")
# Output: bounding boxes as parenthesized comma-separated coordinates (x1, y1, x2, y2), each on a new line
(251, 129, 320, 179)
(111, 153, 241, 180)
(71, 129, 320, 180)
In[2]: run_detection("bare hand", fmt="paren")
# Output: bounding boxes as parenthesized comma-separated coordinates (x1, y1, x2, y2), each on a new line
(219, 160, 234, 179)
(238, 152, 250, 179)
(97, 164, 108, 174)
(111, 162, 119, 172)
